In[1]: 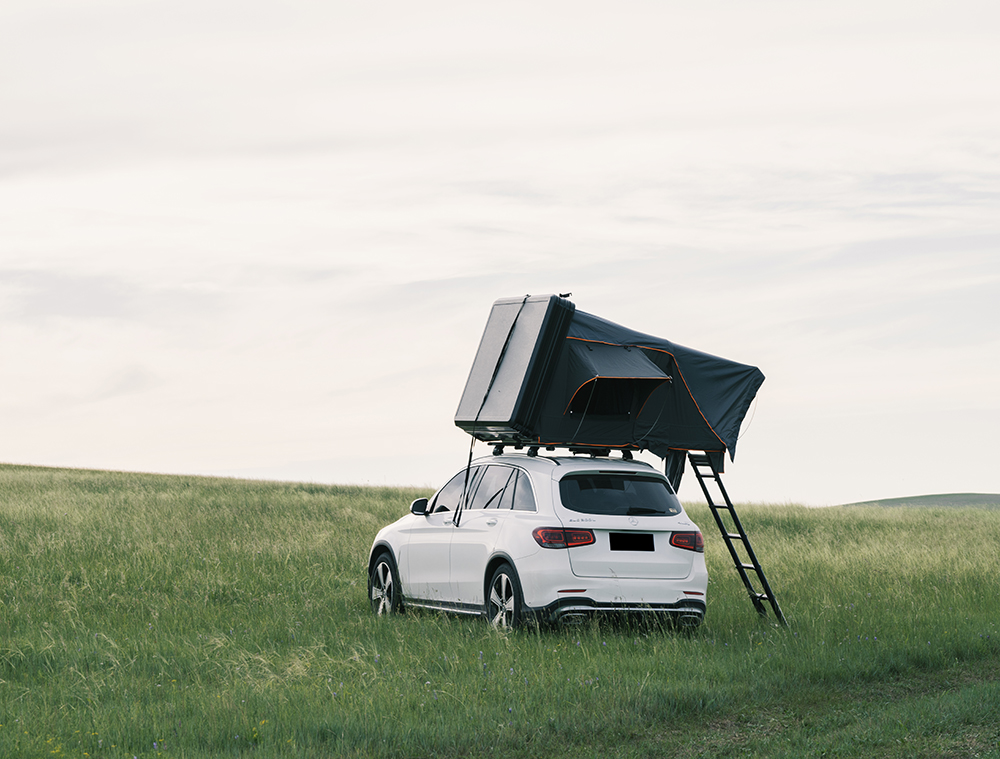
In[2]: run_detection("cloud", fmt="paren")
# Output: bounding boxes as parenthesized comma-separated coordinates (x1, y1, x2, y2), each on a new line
(1, 269, 225, 326)
(86, 366, 160, 404)
(3, 270, 135, 321)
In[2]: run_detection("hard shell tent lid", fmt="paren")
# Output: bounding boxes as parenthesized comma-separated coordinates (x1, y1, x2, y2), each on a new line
(454, 295, 764, 463)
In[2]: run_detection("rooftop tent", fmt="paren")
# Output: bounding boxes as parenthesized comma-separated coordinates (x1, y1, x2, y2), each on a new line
(454, 295, 764, 465)
(453, 294, 576, 439)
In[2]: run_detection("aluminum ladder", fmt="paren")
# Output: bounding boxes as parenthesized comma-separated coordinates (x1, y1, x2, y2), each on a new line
(688, 452, 786, 625)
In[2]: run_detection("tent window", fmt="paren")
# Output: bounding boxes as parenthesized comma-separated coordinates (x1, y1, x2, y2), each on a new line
(568, 378, 659, 417)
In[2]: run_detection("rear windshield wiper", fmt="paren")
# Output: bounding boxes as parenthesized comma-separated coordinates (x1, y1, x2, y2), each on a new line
(625, 507, 663, 516)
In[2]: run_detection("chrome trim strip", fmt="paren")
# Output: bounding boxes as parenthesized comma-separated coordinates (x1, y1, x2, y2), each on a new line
(406, 600, 482, 616)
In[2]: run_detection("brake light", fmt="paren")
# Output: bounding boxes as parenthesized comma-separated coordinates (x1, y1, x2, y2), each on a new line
(670, 531, 704, 552)
(532, 527, 596, 549)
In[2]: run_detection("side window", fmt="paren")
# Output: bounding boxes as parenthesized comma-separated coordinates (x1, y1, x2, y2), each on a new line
(469, 466, 514, 510)
(512, 471, 537, 512)
(497, 471, 517, 510)
(431, 467, 481, 513)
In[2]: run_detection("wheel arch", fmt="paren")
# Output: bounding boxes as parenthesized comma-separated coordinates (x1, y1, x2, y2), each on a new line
(368, 542, 398, 576)
(483, 551, 518, 602)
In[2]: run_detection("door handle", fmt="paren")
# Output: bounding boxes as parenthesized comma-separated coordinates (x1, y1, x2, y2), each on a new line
(486, 518, 498, 526)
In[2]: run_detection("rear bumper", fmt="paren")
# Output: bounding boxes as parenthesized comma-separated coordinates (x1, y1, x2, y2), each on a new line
(528, 596, 706, 627)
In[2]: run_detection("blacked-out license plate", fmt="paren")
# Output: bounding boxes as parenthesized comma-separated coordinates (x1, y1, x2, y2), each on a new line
(609, 532, 654, 552)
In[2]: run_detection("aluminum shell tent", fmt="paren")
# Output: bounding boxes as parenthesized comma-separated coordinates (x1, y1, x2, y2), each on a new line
(455, 295, 763, 467)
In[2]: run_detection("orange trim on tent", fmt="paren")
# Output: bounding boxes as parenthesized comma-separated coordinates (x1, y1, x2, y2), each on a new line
(635, 377, 673, 418)
(564, 338, 729, 452)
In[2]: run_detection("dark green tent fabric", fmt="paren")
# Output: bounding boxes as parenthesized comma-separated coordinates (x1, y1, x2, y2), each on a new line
(564, 340, 670, 415)
(455, 295, 764, 463)
(555, 310, 764, 460)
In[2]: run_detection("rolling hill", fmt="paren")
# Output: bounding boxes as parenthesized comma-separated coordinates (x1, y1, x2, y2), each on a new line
(841, 493, 1000, 509)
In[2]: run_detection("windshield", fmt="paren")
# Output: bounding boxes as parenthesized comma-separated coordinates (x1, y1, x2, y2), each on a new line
(558, 473, 682, 517)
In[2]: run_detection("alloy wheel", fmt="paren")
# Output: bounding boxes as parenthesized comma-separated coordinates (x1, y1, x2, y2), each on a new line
(488, 566, 520, 629)
(370, 559, 395, 615)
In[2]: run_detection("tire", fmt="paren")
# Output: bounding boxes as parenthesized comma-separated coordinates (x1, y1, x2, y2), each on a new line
(486, 563, 524, 630)
(368, 551, 402, 616)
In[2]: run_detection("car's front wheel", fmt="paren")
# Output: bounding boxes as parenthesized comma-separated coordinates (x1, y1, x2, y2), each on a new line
(486, 563, 523, 629)
(369, 551, 402, 616)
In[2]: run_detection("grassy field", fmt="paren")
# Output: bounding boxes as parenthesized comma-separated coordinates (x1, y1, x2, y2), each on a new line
(2, 462, 999, 758)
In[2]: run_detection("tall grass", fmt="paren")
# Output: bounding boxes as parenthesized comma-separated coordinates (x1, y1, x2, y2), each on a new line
(1, 463, 998, 757)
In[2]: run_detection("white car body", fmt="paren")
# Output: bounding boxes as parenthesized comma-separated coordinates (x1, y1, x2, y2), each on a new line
(367, 453, 708, 627)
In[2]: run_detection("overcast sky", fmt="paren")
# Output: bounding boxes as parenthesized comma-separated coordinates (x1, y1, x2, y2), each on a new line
(2, 0, 998, 505)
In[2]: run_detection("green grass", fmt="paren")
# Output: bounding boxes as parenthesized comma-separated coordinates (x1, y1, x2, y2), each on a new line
(2, 463, 999, 758)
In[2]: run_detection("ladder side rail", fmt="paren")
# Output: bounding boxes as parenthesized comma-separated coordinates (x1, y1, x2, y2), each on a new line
(723, 497, 782, 620)
(711, 471, 768, 574)
(709, 472, 786, 625)
(688, 453, 786, 625)
(688, 462, 769, 617)
(691, 467, 753, 573)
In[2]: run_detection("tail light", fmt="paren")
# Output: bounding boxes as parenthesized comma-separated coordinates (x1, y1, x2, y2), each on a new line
(532, 527, 596, 549)
(670, 531, 704, 552)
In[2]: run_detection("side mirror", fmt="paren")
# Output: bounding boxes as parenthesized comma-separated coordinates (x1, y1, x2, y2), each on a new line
(410, 497, 429, 516)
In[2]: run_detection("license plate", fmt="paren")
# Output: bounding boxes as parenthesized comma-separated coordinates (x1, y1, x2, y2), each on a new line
(609, 532, 654, 552)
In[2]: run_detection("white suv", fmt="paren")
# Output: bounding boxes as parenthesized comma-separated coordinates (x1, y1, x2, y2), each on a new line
(367, 453, 708, 628)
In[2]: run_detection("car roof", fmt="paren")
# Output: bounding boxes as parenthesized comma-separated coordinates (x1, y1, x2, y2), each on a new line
(471, 452, 662, 481)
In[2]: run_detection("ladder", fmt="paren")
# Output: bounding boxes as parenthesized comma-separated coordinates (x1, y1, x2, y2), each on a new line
(688, 452, 786, 625)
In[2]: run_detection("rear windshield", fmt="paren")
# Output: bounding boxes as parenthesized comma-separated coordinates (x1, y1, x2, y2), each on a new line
(558, 473, 682, 517)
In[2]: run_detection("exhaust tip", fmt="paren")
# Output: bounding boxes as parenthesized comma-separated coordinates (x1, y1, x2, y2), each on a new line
(676, 613, 703, 629)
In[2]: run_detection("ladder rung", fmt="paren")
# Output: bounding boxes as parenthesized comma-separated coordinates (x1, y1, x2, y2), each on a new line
(687, 451, 786, 625)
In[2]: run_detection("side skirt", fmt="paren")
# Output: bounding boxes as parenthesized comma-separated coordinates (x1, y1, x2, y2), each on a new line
(403, 597, 484, 617)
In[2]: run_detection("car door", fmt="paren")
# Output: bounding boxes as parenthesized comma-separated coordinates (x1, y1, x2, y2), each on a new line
(449, 465, 515, 606)
(401, 466, 482, 602)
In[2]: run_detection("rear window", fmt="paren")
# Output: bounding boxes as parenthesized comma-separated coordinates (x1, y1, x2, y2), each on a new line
(558, 473, 682, 517)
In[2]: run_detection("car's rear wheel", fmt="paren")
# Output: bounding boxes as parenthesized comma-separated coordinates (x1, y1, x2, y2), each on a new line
(486, 563, 523, 629)
(369, 551, 402, 616)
